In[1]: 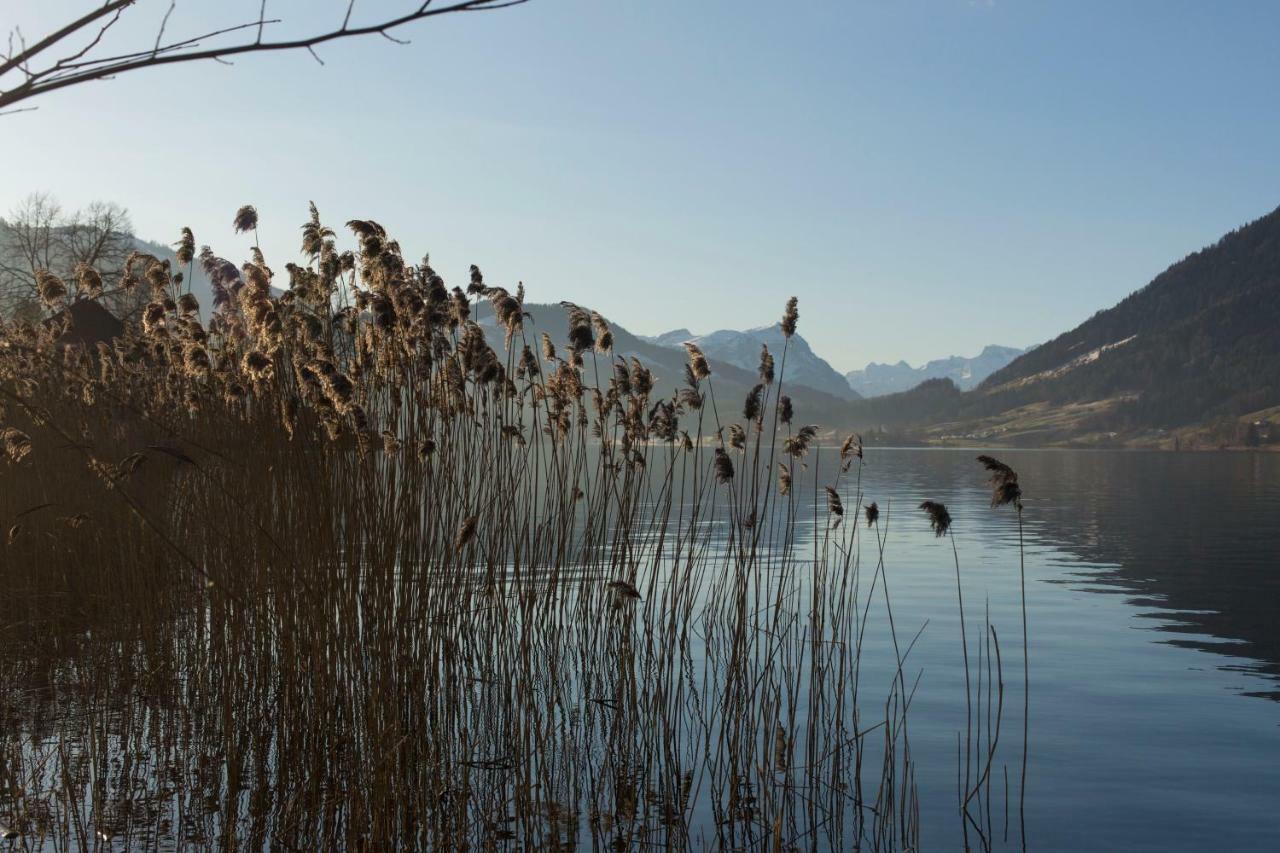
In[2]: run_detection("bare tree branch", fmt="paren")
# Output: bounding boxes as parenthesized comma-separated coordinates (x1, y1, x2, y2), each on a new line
(0, 0, 528, 113)
(0, 1, 135, 80)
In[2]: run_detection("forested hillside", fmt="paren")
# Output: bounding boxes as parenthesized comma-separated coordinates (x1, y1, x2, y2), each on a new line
(977, 204, 1280, 427)
(842, 205, 1280, 444)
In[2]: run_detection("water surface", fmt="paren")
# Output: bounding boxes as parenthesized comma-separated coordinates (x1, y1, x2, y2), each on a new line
(2, 447, 1277, 850)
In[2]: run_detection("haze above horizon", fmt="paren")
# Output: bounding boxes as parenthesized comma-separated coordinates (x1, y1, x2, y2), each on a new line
(3, 0, 1279, 371)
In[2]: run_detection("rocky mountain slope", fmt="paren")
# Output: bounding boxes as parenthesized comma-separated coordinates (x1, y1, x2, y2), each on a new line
(642, 325, 860, 400)
(845, 344, 1026, 397)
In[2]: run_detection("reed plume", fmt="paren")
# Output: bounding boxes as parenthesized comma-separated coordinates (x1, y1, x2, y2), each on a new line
(780, 296, 798, 338)
(233, 205, 259, 235)
(919, 500, 952, 537)
(454, 515, 478, 552)
(75, 264, 103, 300)
(175, 227, 196, 266)
(713, 447, 734, 482)
(2, 427, 33, 464)
(779, 395, 793, 425)
(825, 486, 844, 527)
(978, 454, 1023, 509)
(36, 270, 67, 308)
(683, 342, 711, 381)
(758, 345, 774, 384)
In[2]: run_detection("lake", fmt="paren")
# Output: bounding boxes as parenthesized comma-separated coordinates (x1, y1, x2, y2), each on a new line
(848, 448, 1280, 851)
(1, 447, 1277, 850)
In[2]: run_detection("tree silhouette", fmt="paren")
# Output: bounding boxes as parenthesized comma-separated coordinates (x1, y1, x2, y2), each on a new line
(1, 0, 527, 115)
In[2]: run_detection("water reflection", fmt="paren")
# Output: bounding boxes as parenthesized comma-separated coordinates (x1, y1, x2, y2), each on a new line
(2, 448, 1278, 850)
(1009, 450, 1280, 699)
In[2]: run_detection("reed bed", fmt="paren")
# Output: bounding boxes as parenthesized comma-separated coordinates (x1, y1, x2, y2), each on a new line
(0, 207, 1026, 850)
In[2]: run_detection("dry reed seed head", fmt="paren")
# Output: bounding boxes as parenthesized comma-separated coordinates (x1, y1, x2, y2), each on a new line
(729, 423, 746, 450)
(233, 205, 259, 234)
(538, 332, 557, 364)
(36, 270, 67, 308)
(825, 486, 844, 525)
(177, 293, 200, 316)
(683, 342, 711, 381)
(450, 287, 471, 327)
(759, 345, 775, 384)
(591, 312, 613, 354)
(300, 204, 335, 257)
(743, 383, 764, 424)
(75, 263, 104, 299)
(784, 424, 819, 458)
(993, 479, 1024, 510)
(561, 303, 595, 354)
(631, 358, 654, 396)
(454, 515, 478, 552)
(840, 433, 864, 463)
(977, 454, 1024, 510)
(607, 579, 642, 601)
(488, 288, 524, 344)
(501, 424, 527, 446)
(381, 429, 400, 456)
(2, 427, 33, 464)
(865, 501, 879, 527)
(242, 263, 272, 297)
(781, 296, 799, 338)
(467, 263, 485, 295)
(242, 350, 273, 383)
(713, 447, 735, 483)
(680, 431, 694, 452)
(777, 462, 792, 496)
(779, 395, 794, 425)
(145, 259, 171, 294)
(175, 227, 196, 266)
(919, 500, 952, 537)
(142, 302, 167, 334)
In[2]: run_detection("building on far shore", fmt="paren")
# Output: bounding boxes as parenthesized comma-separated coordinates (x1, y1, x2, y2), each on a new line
(44, 300, 124, 349)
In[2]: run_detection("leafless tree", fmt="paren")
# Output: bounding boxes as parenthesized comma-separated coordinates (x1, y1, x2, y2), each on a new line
(0, 193, 137, 320)
(1, 0, 527, 115)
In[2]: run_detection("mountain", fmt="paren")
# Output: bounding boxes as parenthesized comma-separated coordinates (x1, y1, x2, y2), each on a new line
(846, 344, 1027, 397)
(478, 304, 858, 428)
(642, 325, 861, 401)
(846, 204, 1280, 447)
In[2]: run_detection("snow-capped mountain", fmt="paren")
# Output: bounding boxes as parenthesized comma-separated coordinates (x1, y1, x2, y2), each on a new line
(845, 345, 1027, 398)
(642, 325, 861, 400)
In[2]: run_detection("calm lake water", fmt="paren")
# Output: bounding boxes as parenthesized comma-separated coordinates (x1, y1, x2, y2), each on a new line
(2, 447, 1277, 850)
(848, 448, 1280, 851)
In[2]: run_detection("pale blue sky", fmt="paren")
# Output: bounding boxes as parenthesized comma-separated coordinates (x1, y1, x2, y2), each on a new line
(3, 1, 1279, 371)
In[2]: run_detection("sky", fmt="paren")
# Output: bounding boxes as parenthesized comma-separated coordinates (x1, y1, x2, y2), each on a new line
(3, 0, 1280, 372)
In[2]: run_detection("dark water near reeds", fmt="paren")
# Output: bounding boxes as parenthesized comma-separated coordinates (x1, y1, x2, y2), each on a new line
(2, 448, 1278, 850)
(847, 448, 1280, 851)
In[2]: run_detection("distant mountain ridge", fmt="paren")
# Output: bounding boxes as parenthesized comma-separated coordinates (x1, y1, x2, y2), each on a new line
(475, 303, 859, 428)
(846, 344, 1027, 397)
(641, 324, 861, 400)
(844, 203, 1280, 446)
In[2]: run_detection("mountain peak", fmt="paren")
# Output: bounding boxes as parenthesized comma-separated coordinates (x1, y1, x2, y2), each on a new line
(644, 323, 859, 400)
(847, 345, 1026, 397)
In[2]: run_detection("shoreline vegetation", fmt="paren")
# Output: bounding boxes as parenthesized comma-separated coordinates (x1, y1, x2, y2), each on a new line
(0, 205, 1033, 849)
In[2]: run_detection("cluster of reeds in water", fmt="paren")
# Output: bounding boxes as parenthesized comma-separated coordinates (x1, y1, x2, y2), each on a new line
(0, 204, 1028, 850)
